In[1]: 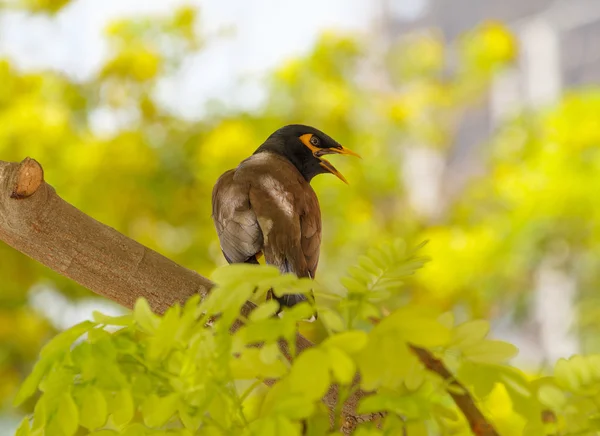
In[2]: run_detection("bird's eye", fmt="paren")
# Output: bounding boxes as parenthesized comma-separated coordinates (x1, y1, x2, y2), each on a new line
(309, 136, 320, 147)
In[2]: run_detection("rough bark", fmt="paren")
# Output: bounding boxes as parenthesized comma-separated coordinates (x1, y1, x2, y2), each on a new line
(1, 158, 212, 313)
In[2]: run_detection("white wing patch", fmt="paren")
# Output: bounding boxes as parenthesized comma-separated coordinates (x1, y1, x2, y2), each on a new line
(259, 174, 295, 218)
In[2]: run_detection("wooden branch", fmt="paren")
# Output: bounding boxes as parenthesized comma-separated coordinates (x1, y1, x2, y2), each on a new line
(0, 158, 212, 313)
(0, 157, 374, 434)
(10, 157, 44, 199)
(409, 344, 499, 436)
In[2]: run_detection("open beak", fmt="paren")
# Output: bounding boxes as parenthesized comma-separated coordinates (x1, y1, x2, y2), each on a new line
(316, 146, 362, 159)
(314, 146, 361, 184)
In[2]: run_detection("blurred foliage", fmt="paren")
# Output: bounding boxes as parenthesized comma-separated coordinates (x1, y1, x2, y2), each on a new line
(1, 0, 70, 14)
(14, 250, 600, 435)
(3, 0, 600, 432)
(11, 253, 529, 435)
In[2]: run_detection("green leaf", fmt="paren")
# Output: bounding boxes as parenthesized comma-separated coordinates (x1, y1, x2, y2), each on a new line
(272, 395, 315, 419)
(16, 321, 97, 406)
(537, 384, 567, 411)
(554, 356, 591, 392)
(201, 280, 254, 324)
(112, 389, 135, 426)
(451, 320, 490, 349)
(353, 428, 383, 436)
(183, 294, 201, 317)
(321, 330, 368, 354)
(588, 355, 600, 380)
(432, 404, 458, 421)
(405, 360, 425, 391)
(356, 334, 413, 390)
(41, 321, 95, 358)
(13, 357, 54, 406)
(14, 418, 31, 436)
(79, 386, 108, 430)
(304, 403, 331, 436)
(457, 361, 498, 398)
(211, 263, 281, 286)
(327, 347, 356, 385)
(230, 348, 287, 379)
(147, 305, 182, 360)
(281, 301, 315, 322)
(121, 423, 148, 436)
(55, 393, 79, 436)
(358, 256, 381, 275)
(92, 311, 132, 326)
(357, 302, 381, 320)
(340, 276, 365, 293)
(248, 417, 277, 436)
(133, 298, 160, 333)
(142, 393, 179, 427)
(498, 367, 532, 399)
(273, 416, 302, 436)
(289, 349, 330, 400)
(357, 393, 423, 418)
(318, 309, 345, 332)
(207, 393, 232, 429)
(344, 240, 429, 301)
(437, 312, 455, 329)
(568, 355, 594, 387)
(447, 384, 467, 395)
(39, 366, 76, 400)
(242, 318, 286, 344)
(32, 393, 48, 431)
(179, 405, 203, 431)
(401, 317, 451, 347)
(462, 340, 518, 364)
(250, 300, 280, 322)
(377, 307, 451, 347)
(259, 342, 281, 364)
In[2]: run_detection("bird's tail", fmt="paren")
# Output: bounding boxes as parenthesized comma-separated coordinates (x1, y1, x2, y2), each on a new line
(271, 292, 317, 322)
(275, 293, 308, 308)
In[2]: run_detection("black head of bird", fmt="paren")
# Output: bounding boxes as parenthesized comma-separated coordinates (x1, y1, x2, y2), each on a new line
(211, 124, 360, 314)
(254, 124, 361, 184)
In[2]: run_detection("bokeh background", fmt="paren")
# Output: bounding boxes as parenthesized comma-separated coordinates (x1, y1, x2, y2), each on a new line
(2, 0, 600, 431)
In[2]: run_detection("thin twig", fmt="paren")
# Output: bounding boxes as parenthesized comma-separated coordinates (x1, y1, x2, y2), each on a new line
(408, 344, 499, 436)
(542, 409, 557, 436)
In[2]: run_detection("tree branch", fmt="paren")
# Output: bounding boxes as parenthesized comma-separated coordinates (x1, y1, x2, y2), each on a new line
(409, 344, 499, 436)
(0, 157, 375, 434)
(0, 158, 212, 313)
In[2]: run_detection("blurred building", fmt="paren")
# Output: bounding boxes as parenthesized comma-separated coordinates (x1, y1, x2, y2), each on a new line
(379, 0, 600, 364)
(383, 0, 600, 146)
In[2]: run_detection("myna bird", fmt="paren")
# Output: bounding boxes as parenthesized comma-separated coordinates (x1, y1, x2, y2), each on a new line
(211, 124, 360, 309)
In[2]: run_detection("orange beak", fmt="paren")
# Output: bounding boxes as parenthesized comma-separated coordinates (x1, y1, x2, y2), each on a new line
(315, 146, 361, 184)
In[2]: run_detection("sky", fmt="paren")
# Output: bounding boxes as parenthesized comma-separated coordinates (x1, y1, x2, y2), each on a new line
(0, 0, 380, 116)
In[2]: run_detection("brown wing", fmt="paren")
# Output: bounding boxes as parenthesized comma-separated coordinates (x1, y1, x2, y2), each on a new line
(211, 169, 263, 264)
(235, 153, 318, 279)
(248, 176, 309, 277)
(300, 192, 321, 279)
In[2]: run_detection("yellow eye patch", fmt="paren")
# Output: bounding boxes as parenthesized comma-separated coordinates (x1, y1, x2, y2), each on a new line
(299, 133, 320, 153)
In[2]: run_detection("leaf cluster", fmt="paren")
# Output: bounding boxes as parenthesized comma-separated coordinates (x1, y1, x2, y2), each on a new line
(14, 240, 585, 436)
